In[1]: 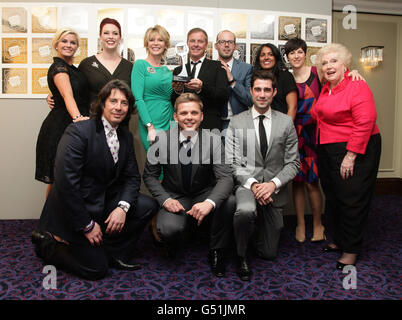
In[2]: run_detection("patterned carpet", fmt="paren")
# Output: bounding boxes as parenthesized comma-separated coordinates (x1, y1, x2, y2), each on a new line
(0, 195, 400, 300)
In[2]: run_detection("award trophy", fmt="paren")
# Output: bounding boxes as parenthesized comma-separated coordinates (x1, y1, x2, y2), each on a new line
(173, 42, 191, 82)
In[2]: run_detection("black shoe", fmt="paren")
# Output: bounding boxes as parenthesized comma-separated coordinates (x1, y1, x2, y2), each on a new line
(148, 225, 163, 248)
(110, 258, 141, 271)
(208, 249, 225, 277)
(31, 230, 53, 245)
(323, 245, 341, 253)
(336, 261, 356, 270)
(236, 256, 251, 281)
(162, 244, 177, 259)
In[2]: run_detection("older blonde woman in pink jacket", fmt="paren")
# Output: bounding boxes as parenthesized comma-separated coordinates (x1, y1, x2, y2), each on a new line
(311, 43, 381, 271)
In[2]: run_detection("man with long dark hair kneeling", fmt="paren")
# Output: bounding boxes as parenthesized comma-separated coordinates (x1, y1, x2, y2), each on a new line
(32, 79, 158, 280)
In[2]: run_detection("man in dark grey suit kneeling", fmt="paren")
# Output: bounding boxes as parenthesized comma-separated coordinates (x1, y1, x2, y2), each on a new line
(226, 70, 300, 281)
(143, 93, 235, 277)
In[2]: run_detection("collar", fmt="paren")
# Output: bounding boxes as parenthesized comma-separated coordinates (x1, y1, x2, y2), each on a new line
(179, 130, 199, 146)
(225, 58, 234, 69)
(190, 55, 206, 65)
(101, 115, 118, 134)
(252, 106, 272, 120)
(322, 69, 351, 95)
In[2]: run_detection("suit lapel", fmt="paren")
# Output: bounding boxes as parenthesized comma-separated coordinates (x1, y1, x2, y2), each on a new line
(245, 109, 265, 163)
(190, 130, 203, 183)
(267, 110, 277, 156)
(169, 127, 184, 188)
(197, 58, 209, 80)
(95, 118, 114, 182)
(231, 59, 239, 79)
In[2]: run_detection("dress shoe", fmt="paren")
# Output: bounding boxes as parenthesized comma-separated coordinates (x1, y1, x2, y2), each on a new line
(208, 249, 225, 277)
(323, 244, 341, 253)
(336, 261, 356, 270)
(162, 244, 177, 259)
(31, 230, 53, 244)
(236, 256, 251, 281)
(110, 258, 141, 271)
(148, 225, 163, 248)
(311, 225, 326, 243)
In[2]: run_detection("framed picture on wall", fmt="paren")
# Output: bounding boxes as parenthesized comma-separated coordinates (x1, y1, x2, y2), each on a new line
(305, 18, 327, 43)
(278, 16, 301, 40)
(250, 14, 275, 40)
(2, 7, 27, 33)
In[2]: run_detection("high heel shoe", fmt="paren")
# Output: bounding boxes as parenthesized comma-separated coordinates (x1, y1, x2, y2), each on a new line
(295, 226, 306, 243)
(323, 244, 340, 253)
(311, 225, 326, 243)
(336, 253, 358, 270)
(336, 261, 356, 270)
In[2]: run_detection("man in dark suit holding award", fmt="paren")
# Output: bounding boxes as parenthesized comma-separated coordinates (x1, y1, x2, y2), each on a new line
(143, 93, 235, 277)
(215, 30, 253, 131)
(226, 70, 300, 281)
(172, 28, 229, 130)
(32, 80, 158, 280)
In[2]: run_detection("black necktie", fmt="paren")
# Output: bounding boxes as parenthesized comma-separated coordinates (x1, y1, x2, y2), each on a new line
(180, 138, 192, 190)
(190, 60, 201, 79)
(259, 115, 268, 158)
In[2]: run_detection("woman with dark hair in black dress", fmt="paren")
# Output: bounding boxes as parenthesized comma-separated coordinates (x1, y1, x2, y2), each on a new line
(253, 43, 298, 120)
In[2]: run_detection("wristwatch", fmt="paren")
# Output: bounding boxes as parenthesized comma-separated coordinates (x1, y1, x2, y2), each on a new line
(228, 78, 236, 85)
(146, 122, 153, 128)
(118, 203, 129, 213)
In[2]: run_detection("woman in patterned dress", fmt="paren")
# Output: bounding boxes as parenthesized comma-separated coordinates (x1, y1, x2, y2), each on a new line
(285, 38, 363, 243)
(284, 38, 324, 243)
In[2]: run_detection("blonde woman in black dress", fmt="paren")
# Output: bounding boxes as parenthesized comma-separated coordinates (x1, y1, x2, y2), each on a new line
(35, 28, 89, 197)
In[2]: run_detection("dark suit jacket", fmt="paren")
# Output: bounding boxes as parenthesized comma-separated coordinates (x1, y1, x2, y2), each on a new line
(38, 118, 141, 244)
(143, 127, 233, 209)
(172, 58, 229, 130)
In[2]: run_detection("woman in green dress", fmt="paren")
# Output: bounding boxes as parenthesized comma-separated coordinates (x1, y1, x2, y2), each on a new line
(131, 25, 173, 151)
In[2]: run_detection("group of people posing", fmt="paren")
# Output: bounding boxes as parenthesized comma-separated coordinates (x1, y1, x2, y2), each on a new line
(32, 18, 381, 282)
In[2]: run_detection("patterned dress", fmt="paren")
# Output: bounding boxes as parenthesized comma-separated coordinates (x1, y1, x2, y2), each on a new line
(294, 66, 321, 183)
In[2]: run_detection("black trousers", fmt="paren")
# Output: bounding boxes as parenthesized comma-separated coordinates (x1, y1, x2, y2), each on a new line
(35, 194, 158, 280)
(317, 134, 381, 254)
(156, 191, 235, 251)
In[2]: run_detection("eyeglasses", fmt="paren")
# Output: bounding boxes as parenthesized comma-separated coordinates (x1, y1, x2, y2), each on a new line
(217, 40, 235, 45)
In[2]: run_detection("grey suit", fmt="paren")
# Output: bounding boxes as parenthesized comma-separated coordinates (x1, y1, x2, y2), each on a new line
(143, 126, 235, 250)
(226, 108, 300, 259)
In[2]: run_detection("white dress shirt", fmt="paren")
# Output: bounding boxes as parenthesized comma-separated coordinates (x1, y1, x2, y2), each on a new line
(101, 115, 130, 212)
(189, 55, 206, 79)
(222, 58, 234, 120)
(243, 107, 282, 192)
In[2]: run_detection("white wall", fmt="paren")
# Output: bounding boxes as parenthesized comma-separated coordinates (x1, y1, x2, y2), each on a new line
(0, 0, 331, 219)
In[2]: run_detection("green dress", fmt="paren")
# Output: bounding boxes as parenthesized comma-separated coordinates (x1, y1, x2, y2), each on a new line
(131, 59, 174, 151)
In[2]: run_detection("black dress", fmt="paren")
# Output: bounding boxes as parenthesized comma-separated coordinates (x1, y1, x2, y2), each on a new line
(271, 69, 298, 115)
(78, 55, 133, 105)
(35, 57, 89, 184)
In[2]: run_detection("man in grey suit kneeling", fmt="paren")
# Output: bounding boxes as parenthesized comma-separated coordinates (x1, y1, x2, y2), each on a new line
(143, 93, 235, 278)
(226, 70, 300, 281)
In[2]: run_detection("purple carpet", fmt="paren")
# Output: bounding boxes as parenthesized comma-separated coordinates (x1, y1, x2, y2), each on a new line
(0, 195, 400, 300)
